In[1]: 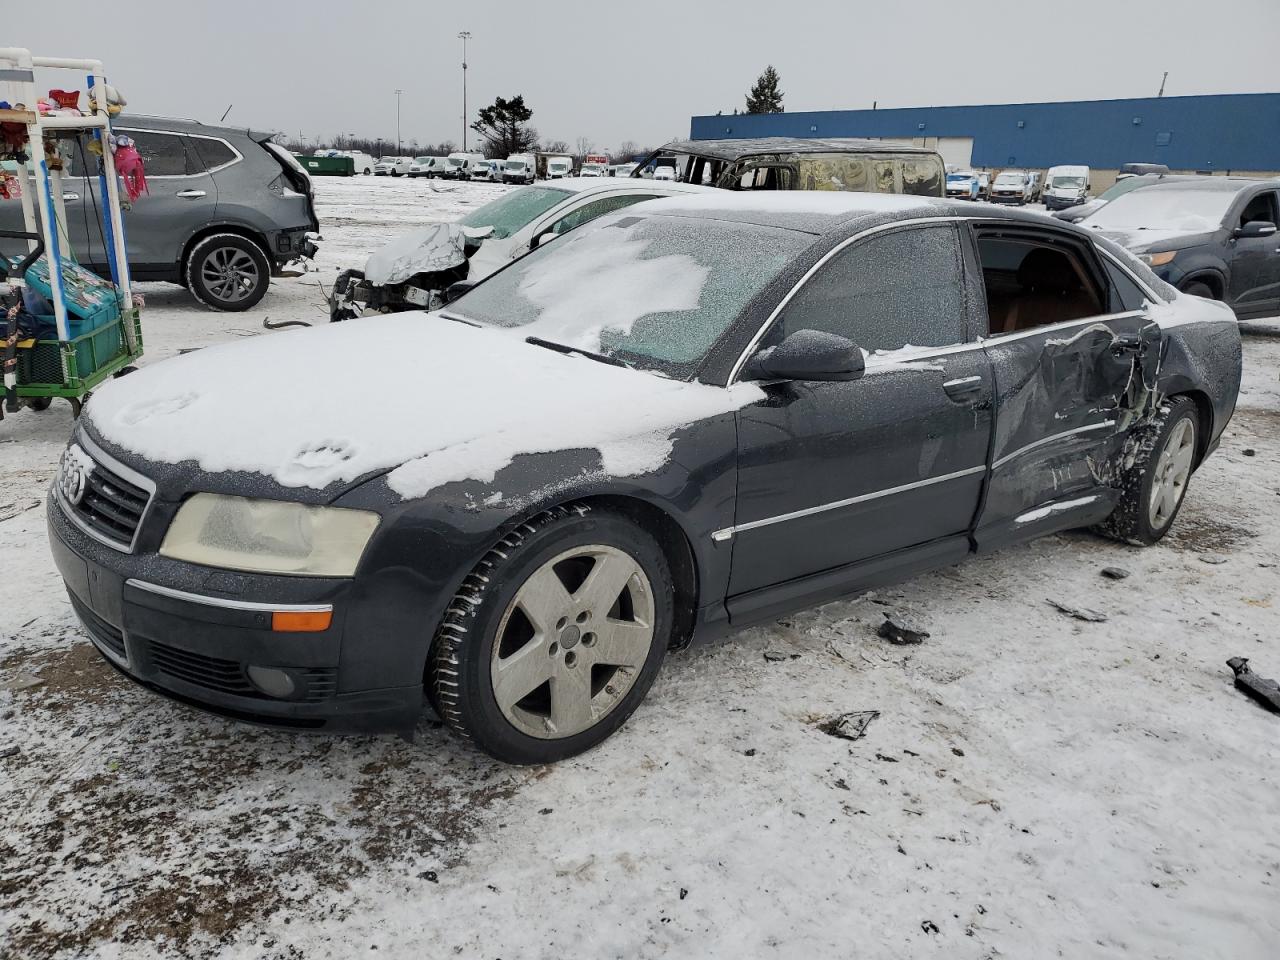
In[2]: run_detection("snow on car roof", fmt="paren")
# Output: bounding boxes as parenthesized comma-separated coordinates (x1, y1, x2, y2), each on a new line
(631, 190, 947, 233)
(547, 177, 714, 196)
(659, 137, 936, 160)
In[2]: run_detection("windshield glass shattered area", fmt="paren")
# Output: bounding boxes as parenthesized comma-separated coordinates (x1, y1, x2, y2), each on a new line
(451, 214, 809, 378)
(457, 186, 572, 239)
(1087, 188, 1236, 232)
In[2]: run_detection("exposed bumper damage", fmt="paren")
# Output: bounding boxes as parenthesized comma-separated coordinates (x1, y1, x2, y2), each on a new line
(328, 223, 491, 322)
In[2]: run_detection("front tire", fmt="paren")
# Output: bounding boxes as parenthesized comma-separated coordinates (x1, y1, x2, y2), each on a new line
(184, 233, 271, 312)
(1097, 396, 1199, 545)
(430, 504, 673, 764)
(1182, 281, 1215, 300)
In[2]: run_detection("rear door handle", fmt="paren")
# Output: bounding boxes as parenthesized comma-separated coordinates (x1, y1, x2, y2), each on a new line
(943, 375, 984, 400)
(176, 190, 207, 199)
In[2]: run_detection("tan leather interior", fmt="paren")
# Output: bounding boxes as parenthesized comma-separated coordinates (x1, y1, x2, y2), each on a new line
(985, 245, 1103, 335)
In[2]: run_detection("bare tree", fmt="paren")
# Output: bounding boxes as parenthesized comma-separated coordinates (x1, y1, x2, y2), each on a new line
(575, 136, 594, 160)
(541, 139, 570, 154)
(616, 140, 640, 160)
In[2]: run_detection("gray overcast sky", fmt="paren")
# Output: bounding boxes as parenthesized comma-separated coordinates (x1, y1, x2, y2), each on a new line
(10, 0, 1280, 154)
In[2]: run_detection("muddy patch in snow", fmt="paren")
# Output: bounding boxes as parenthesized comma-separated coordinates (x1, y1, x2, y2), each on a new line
(1, 638, 525, 959)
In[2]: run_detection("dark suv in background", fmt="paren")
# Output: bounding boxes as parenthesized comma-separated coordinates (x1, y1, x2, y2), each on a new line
(1082, 176, 1280, 320)
(0, 115, 318, 311)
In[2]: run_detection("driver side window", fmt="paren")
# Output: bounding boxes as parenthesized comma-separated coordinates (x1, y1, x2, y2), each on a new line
(547, 194, 657, 236)
(1239, 191, 1279, 228)
(770, 225, 967, 353)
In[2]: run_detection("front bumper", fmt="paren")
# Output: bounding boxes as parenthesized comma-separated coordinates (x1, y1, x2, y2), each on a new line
(989, 193, 1025, 204)
(48, 493, 424, 733)
(1043, 196, 1082, 210)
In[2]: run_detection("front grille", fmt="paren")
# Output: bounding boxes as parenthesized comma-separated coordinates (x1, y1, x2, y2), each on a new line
(69, 592, 127, 661)
(75, 462, 149, 547)
(147, 640, 336, 703)
(58, 441, 154, 551)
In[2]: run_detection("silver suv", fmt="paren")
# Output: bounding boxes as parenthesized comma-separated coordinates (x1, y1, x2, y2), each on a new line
(0, 115, 318, 311)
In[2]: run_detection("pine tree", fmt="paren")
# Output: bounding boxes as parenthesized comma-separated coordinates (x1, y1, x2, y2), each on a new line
(746, 66, 785, 114)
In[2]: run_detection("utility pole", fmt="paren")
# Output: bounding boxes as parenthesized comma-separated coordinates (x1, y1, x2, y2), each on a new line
(1157, 71, 1168, 97)
(394, 89, 403, 155)
(458, 31, 472, 151)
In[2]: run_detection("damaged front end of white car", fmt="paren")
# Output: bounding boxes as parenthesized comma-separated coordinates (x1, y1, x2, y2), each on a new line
(328, 222, 494, 322)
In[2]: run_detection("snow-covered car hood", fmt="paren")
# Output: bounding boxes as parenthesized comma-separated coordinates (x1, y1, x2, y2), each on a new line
(85, 316, 763, 500)
(1089, 226, 1216, 253)
(363, 222, 493, 286)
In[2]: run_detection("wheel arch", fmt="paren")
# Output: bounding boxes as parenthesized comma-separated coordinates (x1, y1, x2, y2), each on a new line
(1177, 268, 1226, 300)
(180, 223, 273, 273)
(1165, 387, 1215, 467)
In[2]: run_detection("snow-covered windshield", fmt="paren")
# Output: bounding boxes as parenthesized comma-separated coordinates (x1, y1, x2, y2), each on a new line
(995, 173, 1023, 185)
(506, 160, 525, 170)
(446, 156, 465, 167)
(449, 213, 809, 379)
(1052, 176, 1086, 189)
(457, 186, 572, 239)
(1086, 187, 1235, 232)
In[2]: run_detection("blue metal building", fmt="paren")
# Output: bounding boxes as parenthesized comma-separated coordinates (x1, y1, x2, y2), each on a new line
(689, 93, 1280, 173)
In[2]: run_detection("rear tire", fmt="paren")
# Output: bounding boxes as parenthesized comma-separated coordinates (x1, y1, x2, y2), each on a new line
(27, 397, 51, 412)
(1096, 396, 1199, 545)
(430, 504, 673, 764)
(184, 233, 271, 312)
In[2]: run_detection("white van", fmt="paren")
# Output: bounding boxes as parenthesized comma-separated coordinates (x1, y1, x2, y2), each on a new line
(1044, 165, 1091, 210)
(579, 162, 607, 178)
(545, 156, 572, 179)
(409, 156, 446, 178)
(444, 152, 486, 180)
(990, 169, 1033, 205)
(470, 160, 498, 182)
(503, 154, 535, 184)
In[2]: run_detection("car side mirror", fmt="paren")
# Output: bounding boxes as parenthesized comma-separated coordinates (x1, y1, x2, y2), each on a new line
(443, 280, 477, 304)
(531, 230, 558, 249)
(1235, 221, 1278, 239)
(740, 330, 866, 383)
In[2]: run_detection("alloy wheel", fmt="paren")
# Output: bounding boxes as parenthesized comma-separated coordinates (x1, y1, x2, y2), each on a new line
(490, 544, 655, 739)
(200, 246, 260, 303)
(1148, 417, 1196, 529)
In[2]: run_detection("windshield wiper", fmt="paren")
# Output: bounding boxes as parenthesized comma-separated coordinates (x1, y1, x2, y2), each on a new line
(525, 336, 630, 368)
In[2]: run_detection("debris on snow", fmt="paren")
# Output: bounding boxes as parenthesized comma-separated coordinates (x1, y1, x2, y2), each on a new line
(0, 744, 19, 760)
(1200, 555, 1228, 565)
(1100, 567, 1131, 580)
(877, 614, 929, 645)
(819, 710, 880, 741)
(1226, 658, 1280, 714)
(763, 650, 790, 662)
(1047, 599, 1109, 623)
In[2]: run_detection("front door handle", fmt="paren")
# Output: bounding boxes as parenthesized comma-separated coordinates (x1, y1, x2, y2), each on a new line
(176, 190, 207, 199)
(943, 375, 984, 400)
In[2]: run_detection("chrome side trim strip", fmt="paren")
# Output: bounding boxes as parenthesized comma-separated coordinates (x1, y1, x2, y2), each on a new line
(712, 464, 987, 541)
(125, 579, 334, 614)
(991, 421, 1117, 470)
(56, 432, 158, 555)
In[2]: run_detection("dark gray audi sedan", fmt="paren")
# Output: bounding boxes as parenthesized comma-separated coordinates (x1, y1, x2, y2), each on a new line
(49, 193, 1241, 764)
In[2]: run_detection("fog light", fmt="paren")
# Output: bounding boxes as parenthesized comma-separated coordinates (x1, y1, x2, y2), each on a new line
(247, 665, 297, 699)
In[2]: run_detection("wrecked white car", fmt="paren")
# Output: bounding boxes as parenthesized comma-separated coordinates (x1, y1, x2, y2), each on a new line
(328, 178, 713, 321)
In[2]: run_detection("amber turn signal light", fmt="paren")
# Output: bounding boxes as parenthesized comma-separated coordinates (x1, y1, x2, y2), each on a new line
(271, 609, 333, 632)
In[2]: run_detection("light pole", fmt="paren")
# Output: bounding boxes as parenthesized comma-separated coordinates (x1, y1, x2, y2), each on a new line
(394, 89, 403, 155)
(458, 31, 471, 152)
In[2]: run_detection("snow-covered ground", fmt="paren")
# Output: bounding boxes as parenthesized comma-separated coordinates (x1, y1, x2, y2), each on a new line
(2, 176, 1278, 960)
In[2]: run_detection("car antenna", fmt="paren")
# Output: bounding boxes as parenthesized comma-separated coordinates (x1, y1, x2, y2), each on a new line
(220, 103, 233, 122)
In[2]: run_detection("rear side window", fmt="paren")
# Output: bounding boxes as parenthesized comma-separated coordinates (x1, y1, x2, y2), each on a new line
(771, 225, 967, 353)
(547, 194, 658, 235)
(1104, 258, 1150, 312)
(126, 131, 200, 176)
(189, 137, 238, 171)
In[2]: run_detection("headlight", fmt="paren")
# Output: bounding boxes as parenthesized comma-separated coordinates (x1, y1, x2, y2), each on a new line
(160, 494, 379, 577)
(1139, 251, 1177, 267)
